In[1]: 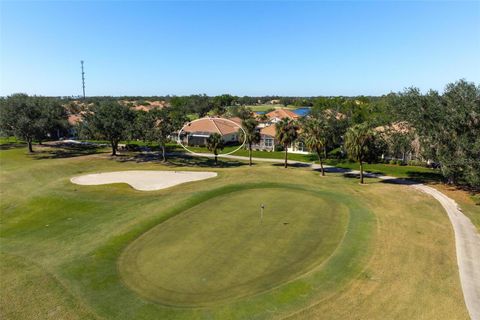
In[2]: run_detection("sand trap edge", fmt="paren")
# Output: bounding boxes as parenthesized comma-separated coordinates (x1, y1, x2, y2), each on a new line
(70, 170, 217, 191)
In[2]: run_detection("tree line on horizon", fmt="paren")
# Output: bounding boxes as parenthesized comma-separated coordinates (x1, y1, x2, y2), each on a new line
(0, 79, 478, 188)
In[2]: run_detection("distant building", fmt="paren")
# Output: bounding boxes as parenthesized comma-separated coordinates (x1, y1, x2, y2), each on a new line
(268, 99, 281, 105)
(287, 141, 308, 154)
(265, 109, 299, 123)
(130, 100, 168, 112)
(252, 125, 276, 151)
(374, 121, 420, 161)
(250, 109, 307, 154)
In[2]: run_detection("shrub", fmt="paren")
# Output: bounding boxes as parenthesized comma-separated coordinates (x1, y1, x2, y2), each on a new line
(471, 194, 480, 206)
(389, 159, 396, 165)
(328, 147, 345, 159)
(408, 160, 424, 167)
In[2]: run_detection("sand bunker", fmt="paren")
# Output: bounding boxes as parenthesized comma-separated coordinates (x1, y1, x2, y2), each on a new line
(71, 170, 217, 191)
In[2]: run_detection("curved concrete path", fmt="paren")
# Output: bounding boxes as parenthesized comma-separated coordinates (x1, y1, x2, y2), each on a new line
(192, 152, 480, 319)
(407, 183, 480, 320)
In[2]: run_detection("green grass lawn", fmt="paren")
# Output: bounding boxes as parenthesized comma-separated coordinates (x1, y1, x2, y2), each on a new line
(0, 144, 469, 319)
(181, 145, 318, 162)
(325, 159, 444, 182)
(182, 145, 443, 182)
(232, 148, 318, 162)
(119, 187, 348, 307)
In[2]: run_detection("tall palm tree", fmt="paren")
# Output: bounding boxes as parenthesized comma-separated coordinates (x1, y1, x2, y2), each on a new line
(239, 117, 260, 166)
(275, 118, 299, 168)
(206, 132, 224, 165)
(344, 123, 375, 184)
(302, 117, 328, 176)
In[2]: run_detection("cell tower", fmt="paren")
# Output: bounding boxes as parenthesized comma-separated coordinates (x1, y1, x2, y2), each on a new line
(81, 60, 86, 99)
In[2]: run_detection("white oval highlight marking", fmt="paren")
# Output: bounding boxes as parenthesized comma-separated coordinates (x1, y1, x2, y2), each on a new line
(176, 117, 246, 156)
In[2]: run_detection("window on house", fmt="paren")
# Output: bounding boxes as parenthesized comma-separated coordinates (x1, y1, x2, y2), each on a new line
(265, 138, 273, 147)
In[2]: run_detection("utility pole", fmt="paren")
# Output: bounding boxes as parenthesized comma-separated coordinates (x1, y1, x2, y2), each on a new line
(81, 60, 86, 99)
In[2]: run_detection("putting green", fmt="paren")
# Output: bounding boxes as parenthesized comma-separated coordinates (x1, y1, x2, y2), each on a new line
(119, 188, 348, 306)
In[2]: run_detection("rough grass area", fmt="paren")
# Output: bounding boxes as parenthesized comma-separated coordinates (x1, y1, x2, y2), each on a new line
(285, 180, 470, 319)
(432, 184, 480, 231)
(0, 145, 469, 319)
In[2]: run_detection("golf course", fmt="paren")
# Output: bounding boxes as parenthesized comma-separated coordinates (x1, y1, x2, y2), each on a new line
(0, 144, 470, 319)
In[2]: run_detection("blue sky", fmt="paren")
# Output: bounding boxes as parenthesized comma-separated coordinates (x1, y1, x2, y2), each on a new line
(1, 1, 479, 97)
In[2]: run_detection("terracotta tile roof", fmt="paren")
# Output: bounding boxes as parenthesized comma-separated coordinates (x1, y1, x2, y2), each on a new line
(132, 105, 151, 112)
(183, 117, 241, 135)
(130, 101, 167, 112)
(324, 109, 347, 120)
(375, 121, 411, 134)
(149, 101, 166, 107)
(228, 117, 243, 126)
(260, 125, 276, 137)
(68, 114, 82, 125)
(266, 109, 299, 120)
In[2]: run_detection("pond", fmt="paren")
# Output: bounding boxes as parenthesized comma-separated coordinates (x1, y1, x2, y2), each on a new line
(255, 107, 311, 117)
(292, 107, 311, 116)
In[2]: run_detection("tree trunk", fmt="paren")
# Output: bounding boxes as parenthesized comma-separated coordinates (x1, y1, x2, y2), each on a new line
(317, 150, 325, 176)
(214, 153, 218, 165)
(27, 139, 33, 153)
(359, 160, 364, 184)
(161, 144, 166, 162)
(249, 144, 252, 166)
(284, 145, 288, 168)
(111, 140, 117, 156)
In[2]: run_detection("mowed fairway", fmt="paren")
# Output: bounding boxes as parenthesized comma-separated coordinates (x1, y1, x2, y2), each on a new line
(120, 188, 348, 306)
(0, 145, 470, 320)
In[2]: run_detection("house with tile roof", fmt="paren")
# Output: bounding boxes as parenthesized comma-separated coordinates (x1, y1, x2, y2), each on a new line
(251, 123, 308, 154)
(251, 124, 276, 151)
(265, 109, 299, 123)
(250, 109, 308, 153)
(182, 117, 243, 147)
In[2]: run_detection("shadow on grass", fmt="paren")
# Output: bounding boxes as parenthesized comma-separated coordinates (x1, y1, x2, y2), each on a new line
(31, 143, 102, 159)
(405, 171, 443, 183)
(115, 152, 248, 168)
(379, 178, 421, 186)
(272, 162, 311, 168)
(318, 167, 352, 174)
(0, 142, 26, 150)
